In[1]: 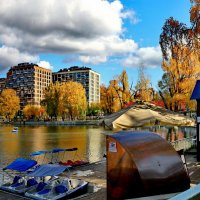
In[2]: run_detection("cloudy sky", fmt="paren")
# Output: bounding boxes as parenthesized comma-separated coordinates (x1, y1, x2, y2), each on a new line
(0, 0, 190, 88)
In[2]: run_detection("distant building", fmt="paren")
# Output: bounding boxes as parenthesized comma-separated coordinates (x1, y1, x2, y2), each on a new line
(52, 66, 100, 104)
(6, 63, 52, 108)
(0, 78, 6, 93)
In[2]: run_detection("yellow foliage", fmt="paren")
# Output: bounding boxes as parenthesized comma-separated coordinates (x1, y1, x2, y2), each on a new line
(23, 105, 46, 120)
(135, 65, 153, 101)
(0, 89, 20, 120)
(161, 45, 200, 110)
(59, 82, 87, 119)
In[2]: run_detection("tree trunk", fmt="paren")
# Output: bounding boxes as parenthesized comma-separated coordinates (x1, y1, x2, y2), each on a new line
(159, 91, 168, 109)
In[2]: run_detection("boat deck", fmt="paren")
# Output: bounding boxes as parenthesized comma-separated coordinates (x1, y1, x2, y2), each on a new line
(1, 153, 200, 200)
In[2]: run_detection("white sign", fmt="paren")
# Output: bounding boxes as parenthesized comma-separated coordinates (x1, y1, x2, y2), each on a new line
(197, 117, 200, 123)
(109, 142, 117, 152)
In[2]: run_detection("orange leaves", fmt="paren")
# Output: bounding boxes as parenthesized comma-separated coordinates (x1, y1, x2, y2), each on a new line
(135, 65, 152, 102)
(23, 105, 46, 120)
(100, 70, 135, 114)
(168, 18, 180, 27)
(159, 1, 200, 111)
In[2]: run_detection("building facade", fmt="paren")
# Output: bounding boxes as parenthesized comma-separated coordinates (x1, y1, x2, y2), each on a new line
(6, 63, 52, 108)
(52, 66, 100, 104)
(0, 78, 6, 93)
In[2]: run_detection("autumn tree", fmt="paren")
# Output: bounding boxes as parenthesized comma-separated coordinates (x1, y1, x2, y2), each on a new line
(59, 82, 87, 120)
(100, 84, 115, 114)
(159, 7, 200, 111)
(42, 82, 61, 119)
(100, 70, 135, 114)
(112, 70, 134, 109)
(23, 105, 46, 120)
(0, 89, 20, 120)
(135, 65, 153, 101)
(43, 82, 87, 120)
(87, 102, 102, 116)
(100, 81, 123, 114)
(190, 0, 200, 48)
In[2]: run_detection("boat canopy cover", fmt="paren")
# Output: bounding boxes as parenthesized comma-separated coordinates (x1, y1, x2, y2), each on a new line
(102, 102, 195, 130)
(52, 148, 67, 153)
(30, 150, 52, 156)
(3, 158, 37, 172)
(29, 148, 78, 156)
(52, 147, 78, 153)
(26, 164, 69, 177)
(191, 80, 200, 100)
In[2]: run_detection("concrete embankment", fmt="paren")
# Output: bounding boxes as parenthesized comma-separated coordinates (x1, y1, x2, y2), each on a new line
(14, 120, 102, 126)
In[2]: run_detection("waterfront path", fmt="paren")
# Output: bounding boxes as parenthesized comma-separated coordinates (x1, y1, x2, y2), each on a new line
(1, 153, 200, 200)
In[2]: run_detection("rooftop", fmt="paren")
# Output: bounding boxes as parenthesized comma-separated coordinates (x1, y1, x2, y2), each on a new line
(56, 66, 92, 73)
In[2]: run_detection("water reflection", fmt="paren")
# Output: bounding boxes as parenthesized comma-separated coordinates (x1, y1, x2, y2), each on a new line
(0, 125, 195, 168)
(141, 126, 196, 142)
(0, 125, 106, 167)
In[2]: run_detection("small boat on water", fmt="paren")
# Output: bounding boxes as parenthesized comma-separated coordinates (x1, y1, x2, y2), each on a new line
(12, 127, 18, 133)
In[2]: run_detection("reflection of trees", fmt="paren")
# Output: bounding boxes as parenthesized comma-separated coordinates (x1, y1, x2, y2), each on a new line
(166, 126, 178, 142)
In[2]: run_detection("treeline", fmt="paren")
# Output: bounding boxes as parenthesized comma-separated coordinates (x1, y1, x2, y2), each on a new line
(0, 0, 199, 121)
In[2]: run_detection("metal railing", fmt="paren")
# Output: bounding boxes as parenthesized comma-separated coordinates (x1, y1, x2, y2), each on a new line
(170, 137, 196, 151)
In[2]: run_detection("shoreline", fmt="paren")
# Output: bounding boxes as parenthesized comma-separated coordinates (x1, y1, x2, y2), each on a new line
(8, 120, 102, 126)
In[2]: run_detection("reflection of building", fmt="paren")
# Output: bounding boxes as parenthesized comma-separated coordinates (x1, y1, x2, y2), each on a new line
(87, 127, 104, 163)
(6, 63, 52, 107)
(52, 66, 100, 104)
(0, 78, 6, 93)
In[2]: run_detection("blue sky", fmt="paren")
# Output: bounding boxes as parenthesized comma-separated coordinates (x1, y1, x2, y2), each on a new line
(0, 0, 191, 89)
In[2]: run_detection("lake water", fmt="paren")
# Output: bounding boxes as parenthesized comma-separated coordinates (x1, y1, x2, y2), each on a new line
(0, 125, 196, 168)
(0, 125, 106, 168)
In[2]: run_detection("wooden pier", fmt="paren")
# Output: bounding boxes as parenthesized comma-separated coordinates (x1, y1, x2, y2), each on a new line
(1, 152, 200, 200)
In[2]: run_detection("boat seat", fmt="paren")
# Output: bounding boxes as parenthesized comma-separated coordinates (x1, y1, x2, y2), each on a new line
(36, 182, 47, 192)
(27, 178, 38, 187)
(55, 184, 68, 194)
(12, 176, 21, 185)
(37, 188, 51, 195)
(11, 181, 24, 188)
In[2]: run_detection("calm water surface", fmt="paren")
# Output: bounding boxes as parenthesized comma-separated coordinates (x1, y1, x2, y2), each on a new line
(0, 125, 106, 167)
(0, 125, 196, 168)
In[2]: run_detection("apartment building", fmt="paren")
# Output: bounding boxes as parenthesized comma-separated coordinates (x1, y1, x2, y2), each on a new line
(6, 63, 52, 107)
(0, 78, 6, 93)
(52, 66, 100, 104)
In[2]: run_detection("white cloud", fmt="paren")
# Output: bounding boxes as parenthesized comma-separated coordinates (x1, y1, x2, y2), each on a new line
(0, 0, 161, 70)
(79, 55, 107, 64)
(0, 0, 139, 67)
(37, 61, 53, 70)
(122, 46, 162, 68)
(121, 10, 140, 24)
(0, 46, 38, 71)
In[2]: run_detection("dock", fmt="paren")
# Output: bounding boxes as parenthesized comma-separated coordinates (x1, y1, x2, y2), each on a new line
(1, 153, 200, 200)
